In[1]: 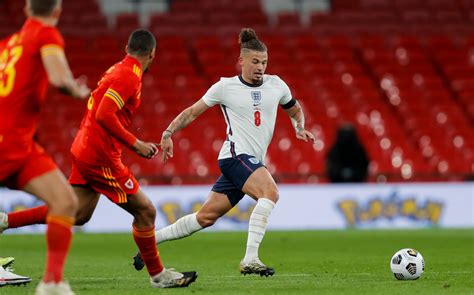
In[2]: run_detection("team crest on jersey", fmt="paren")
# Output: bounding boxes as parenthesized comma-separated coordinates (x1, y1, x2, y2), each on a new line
(251, 91, 262, 106)
(124, 179, 134, 189)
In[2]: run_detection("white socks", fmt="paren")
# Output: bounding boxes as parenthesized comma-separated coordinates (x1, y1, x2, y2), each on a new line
(155, 198, 276, 264)
(243, 198, 275, 263)
(155, 213, 203, 244)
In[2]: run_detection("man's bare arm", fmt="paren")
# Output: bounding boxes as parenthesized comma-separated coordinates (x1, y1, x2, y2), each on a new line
(283, 100, 315, 143)
(41, 47, 90, 99)
(160, 99, 210, 162)
(284, 100, 305, 133)
(162, 99, 210, 139)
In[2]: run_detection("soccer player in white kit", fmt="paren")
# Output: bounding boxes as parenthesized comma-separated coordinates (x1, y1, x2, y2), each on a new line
(133, 28, 316, 276)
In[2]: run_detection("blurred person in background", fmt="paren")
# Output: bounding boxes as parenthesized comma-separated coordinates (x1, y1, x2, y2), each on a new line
(326, 123, 369, 183)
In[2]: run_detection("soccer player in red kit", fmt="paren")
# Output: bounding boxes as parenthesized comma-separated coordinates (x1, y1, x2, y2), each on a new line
(1, 29, 198, 289)
(0, 0, 90, 294)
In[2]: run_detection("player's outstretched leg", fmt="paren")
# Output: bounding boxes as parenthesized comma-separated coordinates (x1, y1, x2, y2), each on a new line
(0, 265, 32, 287)
(133, 213, 202, 271)
(0, 206, 49, 234)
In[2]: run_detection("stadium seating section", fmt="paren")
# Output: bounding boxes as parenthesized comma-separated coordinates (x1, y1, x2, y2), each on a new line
(1, 0, 472, 183)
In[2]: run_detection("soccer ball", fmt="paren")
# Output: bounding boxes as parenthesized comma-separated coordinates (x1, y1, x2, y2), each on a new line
(390, 248, 424, 280)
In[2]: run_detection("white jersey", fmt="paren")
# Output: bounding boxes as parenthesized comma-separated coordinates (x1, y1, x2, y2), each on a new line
(202, 75, 293, 163)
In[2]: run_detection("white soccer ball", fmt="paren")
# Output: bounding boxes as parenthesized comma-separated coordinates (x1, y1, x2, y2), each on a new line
(390, 248, 425, 280)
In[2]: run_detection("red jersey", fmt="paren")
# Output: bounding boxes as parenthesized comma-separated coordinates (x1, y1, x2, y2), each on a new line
(71, 55, 143, 166)
(0, 18, 64, 159)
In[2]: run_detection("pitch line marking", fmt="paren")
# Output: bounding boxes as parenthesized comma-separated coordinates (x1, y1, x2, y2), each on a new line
(72, 271, 472, 281)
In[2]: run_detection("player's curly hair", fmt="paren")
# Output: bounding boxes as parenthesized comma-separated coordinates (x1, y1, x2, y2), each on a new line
(28, 0, 58, 17)
(239, 28, 267, 52)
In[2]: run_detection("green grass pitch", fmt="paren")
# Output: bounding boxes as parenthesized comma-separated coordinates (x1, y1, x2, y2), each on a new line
(1, 229, 473, 294)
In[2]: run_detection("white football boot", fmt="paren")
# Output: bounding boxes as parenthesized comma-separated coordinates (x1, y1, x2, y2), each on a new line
(150, 268, 198, 288)
(240, 257, 275, 277)
(0, 265, 32, 287)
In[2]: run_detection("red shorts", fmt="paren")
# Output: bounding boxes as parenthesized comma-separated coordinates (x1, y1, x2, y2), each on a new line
(68, 157, 139, 204)
(0, 143, 57, 189)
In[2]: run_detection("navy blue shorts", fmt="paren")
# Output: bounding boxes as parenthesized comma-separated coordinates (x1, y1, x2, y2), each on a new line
(211, 154, 264, 206)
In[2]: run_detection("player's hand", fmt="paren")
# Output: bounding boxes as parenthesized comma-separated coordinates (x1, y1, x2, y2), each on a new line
(133, 139, 159, 159)
(296, 129, 316, 143)
(75, 83, 91, 100)
(160, 132, 174, 163)
(60, 78, 90, 99)
(72, 76, 90, 99)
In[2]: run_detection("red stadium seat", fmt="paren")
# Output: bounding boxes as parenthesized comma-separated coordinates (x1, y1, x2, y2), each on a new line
(30, 0, 473, 183)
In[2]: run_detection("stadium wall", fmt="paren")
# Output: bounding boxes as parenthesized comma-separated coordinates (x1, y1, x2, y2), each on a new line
(1, 183, 472, 233)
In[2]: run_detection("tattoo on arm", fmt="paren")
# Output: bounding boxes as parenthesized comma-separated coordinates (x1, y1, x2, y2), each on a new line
(162, 130, 172, 140)
(288, 102, 305, 132)
(163, 108, 195, 138)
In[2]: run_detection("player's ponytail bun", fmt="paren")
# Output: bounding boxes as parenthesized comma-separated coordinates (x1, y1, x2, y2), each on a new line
(239, 28, 267, 52)
(239, 28, 258, 44)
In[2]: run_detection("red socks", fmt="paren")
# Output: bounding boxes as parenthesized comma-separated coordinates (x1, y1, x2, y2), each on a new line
(7, 205, 48, 228)
(9, 208, 164, 280)
(43, 215, 74, 283)
(132, 225, 163, 277)
(8, 208, 73, 282)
